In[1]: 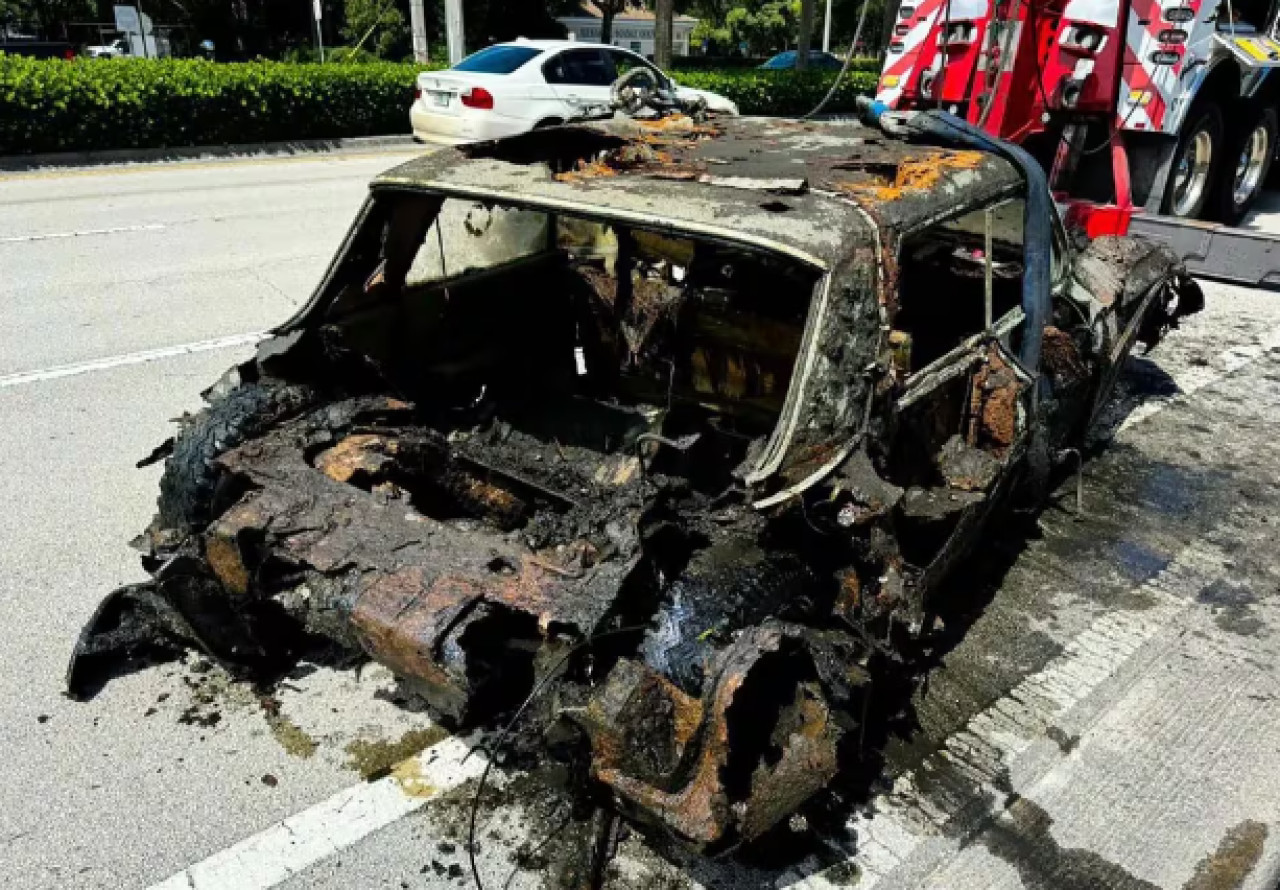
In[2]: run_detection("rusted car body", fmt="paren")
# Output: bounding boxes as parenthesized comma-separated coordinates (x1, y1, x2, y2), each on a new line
(70, 114, 1201, 852)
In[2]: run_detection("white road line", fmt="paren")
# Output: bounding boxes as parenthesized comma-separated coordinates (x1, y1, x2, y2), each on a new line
(0, 333, 265, 390)
(0, 223, 166, 243)
(147, 735, 485, 890)
(803, 532, 1235, 889)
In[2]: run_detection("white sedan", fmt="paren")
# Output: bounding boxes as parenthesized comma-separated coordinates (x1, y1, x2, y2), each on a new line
(410, 39, 739, 145)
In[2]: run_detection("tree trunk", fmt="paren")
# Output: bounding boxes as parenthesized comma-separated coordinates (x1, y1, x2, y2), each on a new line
(797, 0, 814, 70)
(655, 0, 673, 68)
(880, 0, 902, 59)
(601, 6, 615, 45)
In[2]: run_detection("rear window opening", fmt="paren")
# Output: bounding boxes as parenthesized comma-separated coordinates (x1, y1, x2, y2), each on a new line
(323, 195, 821, 500)
(452, 44, 541, 74)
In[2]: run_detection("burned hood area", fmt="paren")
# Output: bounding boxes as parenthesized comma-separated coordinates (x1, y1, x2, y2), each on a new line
(67, 115, 1201, 878)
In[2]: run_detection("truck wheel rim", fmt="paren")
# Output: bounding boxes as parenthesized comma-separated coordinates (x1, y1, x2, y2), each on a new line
(1172, 129, 1213, 216)
(1232, 123, 1270, 209)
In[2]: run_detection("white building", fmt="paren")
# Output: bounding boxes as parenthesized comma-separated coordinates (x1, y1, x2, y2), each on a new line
(557, 2, 697, 59)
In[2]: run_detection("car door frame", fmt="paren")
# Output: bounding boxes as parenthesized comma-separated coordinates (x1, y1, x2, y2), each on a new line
(889, 193, 1038, 596)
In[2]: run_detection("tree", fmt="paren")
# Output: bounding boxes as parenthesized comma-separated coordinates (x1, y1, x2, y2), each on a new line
(654, 0, 673, 67)
(796, 0, 812, 67)
(595, 0, 627, 45)
(464, 0, 570, 47)
(723, 0, 797, 55)
(0, 0, 94, 39)
(341, 0, 407, 57)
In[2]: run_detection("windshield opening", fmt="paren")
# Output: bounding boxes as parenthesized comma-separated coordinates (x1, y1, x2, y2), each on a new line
(322, 194, 821, 497)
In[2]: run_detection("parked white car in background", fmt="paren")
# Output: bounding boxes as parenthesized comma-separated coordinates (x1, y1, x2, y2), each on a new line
(84, 38, 129, 58)
(410, 39, 738, 145)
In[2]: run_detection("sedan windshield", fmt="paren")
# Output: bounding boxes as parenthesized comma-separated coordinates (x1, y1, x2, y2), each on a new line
(453, 44, 540, 74)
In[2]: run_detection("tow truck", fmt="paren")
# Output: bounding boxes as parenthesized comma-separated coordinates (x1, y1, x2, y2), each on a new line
(875, 0, 1280, 286)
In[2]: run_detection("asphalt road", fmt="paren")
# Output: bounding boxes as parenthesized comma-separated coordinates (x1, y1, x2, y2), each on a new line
(2, 152, 1278, 890)
(0, 150, 433, 889)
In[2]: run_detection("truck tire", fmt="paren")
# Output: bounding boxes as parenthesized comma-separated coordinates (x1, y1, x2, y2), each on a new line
(1161, 103, 1224, 219)
(1212, 104, 1276, 224)
(156, 382, 315, 535)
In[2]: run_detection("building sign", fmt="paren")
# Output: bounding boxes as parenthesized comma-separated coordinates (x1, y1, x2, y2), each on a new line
(558, 13, 697, 55)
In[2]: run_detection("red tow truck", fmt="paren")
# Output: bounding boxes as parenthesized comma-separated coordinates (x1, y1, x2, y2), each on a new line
(874, 0, 1280, 285)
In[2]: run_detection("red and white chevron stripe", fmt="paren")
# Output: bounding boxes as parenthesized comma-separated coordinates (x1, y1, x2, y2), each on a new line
(877, 0, 948, 105)
(1118, 0, 1204, 132)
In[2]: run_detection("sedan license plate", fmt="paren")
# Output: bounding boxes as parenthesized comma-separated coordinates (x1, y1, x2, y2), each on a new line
(430, 91, 450, 107)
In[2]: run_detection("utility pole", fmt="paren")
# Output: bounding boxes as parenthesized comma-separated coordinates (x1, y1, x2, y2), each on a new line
(409, 0, 429, 63)
(823, 0, 832, 52)
(134, 0, 149, 58)
(445, 0, 465, 65)
(312, 0, 325, 62)
(797, 0, 813, 68)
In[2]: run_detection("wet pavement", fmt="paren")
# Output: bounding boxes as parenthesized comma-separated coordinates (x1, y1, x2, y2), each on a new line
(2, 149, 1278, 889)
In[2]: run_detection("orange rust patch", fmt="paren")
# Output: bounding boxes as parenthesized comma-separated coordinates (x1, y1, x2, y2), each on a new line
(834, 570, 862, 620)
(967, 348, 1022, 456)
(205, 531, 251, 595)
(554, 158, 619, 183)
(350, 569, 482, 706)
(314, 434, 394, 484)
(635, 115, 719, 138)
(1041, 326, 1088, 385)
(837, 150, 986, 202)
(460, 476, 520, 516)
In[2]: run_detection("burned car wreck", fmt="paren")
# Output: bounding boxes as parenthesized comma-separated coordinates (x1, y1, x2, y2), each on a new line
(70, 113, 1202, 855)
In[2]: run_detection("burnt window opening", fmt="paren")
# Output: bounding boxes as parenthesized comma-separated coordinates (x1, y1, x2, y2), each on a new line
(892, 197, 1026, 373)
(318, 194, 821, 509)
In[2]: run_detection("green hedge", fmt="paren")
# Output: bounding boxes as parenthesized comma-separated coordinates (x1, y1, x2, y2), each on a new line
(0, 55, 879, 155)
(0, 56, 433, 154)
(674, 68, 877, 116)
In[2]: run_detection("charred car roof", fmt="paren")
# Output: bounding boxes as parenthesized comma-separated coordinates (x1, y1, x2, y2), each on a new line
(371, 115, 1025, 269)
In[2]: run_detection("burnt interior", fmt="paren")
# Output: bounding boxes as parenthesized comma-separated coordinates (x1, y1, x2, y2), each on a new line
(319, 196, 817, 538)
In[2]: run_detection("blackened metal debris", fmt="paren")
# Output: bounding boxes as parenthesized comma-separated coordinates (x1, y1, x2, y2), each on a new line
(68, 114, 1202, 867)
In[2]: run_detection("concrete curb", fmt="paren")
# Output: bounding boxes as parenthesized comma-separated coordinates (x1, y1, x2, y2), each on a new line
(0, 134, 420, 172)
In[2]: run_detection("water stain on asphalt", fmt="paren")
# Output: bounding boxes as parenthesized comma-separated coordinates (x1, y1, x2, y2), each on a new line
(1044, 725, 1080, 755)
(1197, 580, 1264, 637)
(1181, 820, 1269, 890)
(345, 725, 449, 780)
(266, 711, 318, 759)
